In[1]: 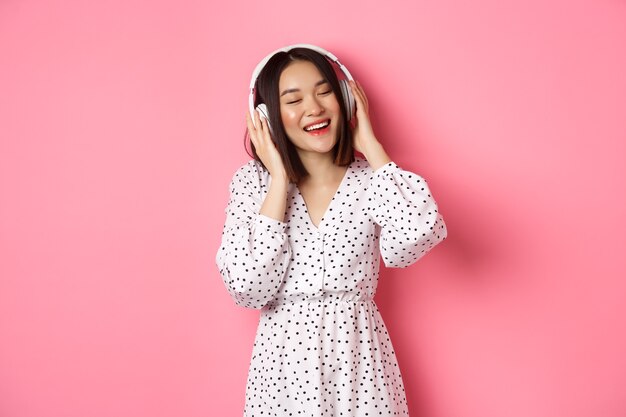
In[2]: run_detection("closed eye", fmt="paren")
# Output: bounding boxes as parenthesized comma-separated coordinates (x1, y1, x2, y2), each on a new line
(284, 89, 331, 104)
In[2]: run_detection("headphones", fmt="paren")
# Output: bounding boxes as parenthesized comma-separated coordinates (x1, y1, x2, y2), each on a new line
(248, 43, 356, 131)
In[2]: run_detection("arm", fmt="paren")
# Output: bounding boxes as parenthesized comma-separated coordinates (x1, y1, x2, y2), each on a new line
(215, 163, 292, 309)
(367, 161, 447, 268)
(349, 80, 447, 267)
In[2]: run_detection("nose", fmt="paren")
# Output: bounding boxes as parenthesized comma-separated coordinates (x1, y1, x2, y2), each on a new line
(305, 95, 324, 116)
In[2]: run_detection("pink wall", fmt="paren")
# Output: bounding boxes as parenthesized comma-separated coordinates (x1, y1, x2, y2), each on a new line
(1, 0, 625, 416)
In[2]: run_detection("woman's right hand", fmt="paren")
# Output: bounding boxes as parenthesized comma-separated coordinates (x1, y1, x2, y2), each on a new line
(246, 110, 288, 182)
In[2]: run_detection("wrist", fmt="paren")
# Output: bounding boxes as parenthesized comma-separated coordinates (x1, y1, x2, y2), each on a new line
(362, 141, 391, 171)
(269, 173, 289, 189)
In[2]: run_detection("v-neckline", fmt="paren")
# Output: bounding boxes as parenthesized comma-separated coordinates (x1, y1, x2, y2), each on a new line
(296, 163, 352, 231)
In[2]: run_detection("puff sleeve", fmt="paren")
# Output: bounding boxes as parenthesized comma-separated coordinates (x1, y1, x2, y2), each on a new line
(215, 163, 292, 309)
(367, 161, 447, 268)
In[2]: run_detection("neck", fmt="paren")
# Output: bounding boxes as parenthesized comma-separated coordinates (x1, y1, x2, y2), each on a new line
(297, 151, 344, 185)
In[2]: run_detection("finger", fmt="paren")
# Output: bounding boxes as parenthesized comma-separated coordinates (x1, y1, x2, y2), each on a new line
(254, 109, 269, 140)
(246, 110, 254, 130)
(260, 115, 271, 137)
(261, 117, 270, 136)
(354, 80, 368, 108)
(253, 109, 262, 132)
(249, 110, 263, 134)
(351, 80, 365, 105)
(246, 111, 259, 146)
(350, 80, 366, 112)
(258, 112, 273, 145)
(356, 80, 369, 109)
(248, 131, 258, 147)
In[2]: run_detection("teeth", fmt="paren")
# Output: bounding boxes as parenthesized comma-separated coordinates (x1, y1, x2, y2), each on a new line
(304, 121, 329, 131)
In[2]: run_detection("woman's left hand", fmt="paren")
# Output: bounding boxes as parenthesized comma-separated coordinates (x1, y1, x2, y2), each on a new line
(350, 80, 391, 170)
(349, 80, 378, 154)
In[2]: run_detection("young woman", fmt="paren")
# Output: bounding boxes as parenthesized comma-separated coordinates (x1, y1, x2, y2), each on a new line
(216, 45, 447, 416)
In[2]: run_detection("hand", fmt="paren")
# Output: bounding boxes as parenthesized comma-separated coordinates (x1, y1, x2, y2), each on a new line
(349, 80, 379, 153)
(349, 80, 391, 170)
(246, 110, 288, 181)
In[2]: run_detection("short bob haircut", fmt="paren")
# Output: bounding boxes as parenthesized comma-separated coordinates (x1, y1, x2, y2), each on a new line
(247, 47, 354, 183)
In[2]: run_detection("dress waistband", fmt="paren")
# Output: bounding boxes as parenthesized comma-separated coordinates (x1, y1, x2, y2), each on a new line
(264, 297, 375, 311)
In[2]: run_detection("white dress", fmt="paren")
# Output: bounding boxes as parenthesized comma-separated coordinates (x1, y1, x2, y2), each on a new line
(216, 156, 447, 416)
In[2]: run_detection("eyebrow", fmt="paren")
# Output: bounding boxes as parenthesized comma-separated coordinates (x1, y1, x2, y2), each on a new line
(280, 80, 328, 97)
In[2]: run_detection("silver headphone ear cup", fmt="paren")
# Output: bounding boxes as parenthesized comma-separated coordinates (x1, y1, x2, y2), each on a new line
(339, 80, 355, 121)
(255, 103, 272, 131)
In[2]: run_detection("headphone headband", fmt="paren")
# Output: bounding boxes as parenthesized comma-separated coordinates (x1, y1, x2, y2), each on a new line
(248, 44, 354, 125)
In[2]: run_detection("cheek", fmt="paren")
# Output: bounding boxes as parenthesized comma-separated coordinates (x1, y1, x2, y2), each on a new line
(323, 96, 341, 120)
(280, 107, 300, 130)
(328, 96, 341, 112)
(325, 97, 342, 125)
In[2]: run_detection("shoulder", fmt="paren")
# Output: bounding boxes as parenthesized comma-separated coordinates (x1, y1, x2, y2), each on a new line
(232, 159, 269, 179)
(228, 159, 271, 193)
(350, 155, 374, 177)
(350, 155, 400, 180)
(351, 156, 427, 184)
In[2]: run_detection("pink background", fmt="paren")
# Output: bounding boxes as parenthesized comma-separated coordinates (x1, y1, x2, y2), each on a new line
(1, 0, 625, 416)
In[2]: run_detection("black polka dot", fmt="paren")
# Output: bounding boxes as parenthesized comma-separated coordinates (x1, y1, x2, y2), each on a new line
(216, 156, 447, 415)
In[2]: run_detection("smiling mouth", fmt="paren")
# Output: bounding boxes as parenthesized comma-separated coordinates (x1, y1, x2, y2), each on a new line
(303, 119, 331, 132)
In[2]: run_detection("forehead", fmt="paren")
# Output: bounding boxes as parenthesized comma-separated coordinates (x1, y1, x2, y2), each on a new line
(278, 60, 325, 90)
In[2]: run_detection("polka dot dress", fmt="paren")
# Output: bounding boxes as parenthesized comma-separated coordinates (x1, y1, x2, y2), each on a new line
(216, 156, 447, 416)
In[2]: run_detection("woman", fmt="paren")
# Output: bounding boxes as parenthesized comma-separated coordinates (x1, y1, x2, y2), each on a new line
(216, 44, 447, 416)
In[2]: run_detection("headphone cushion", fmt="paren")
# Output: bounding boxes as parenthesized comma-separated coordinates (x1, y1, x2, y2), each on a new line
(255, 103, 272, 131)
(339, 79, 355, 121)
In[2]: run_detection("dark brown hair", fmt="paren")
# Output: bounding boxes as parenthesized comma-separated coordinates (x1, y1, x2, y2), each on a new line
(246, 47, 354, 183)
